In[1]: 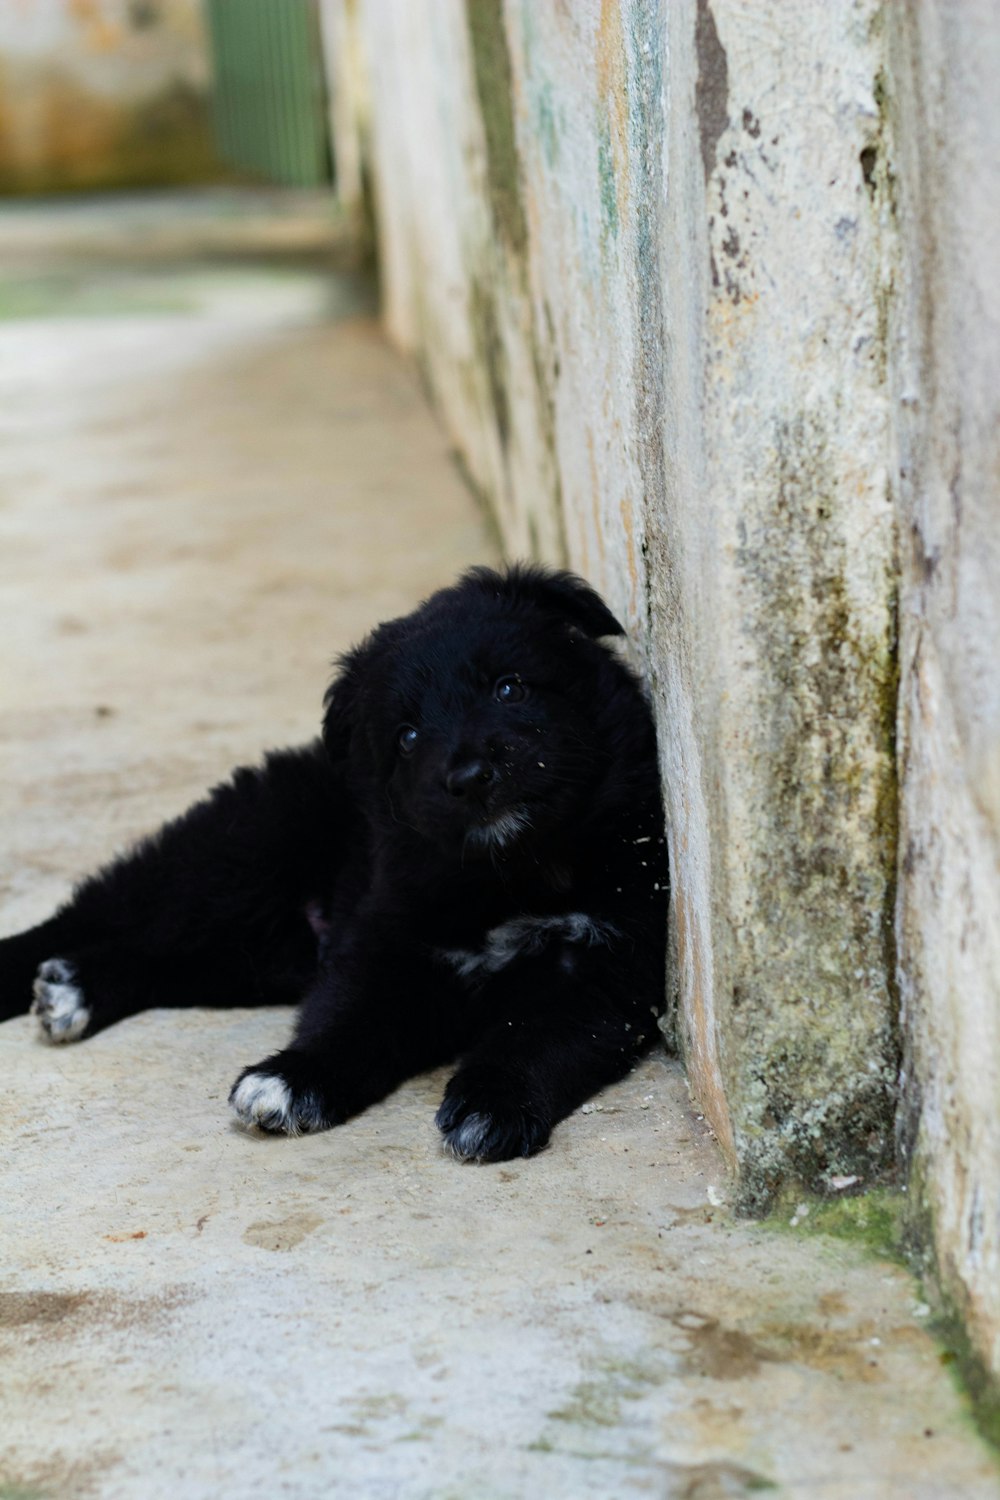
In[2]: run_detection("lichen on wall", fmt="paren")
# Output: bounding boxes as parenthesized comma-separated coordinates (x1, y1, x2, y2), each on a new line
(727, 410, 899, 1208)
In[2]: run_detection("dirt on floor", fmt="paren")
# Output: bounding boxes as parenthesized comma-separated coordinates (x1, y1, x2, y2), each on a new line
(0, 192, 997, 1500)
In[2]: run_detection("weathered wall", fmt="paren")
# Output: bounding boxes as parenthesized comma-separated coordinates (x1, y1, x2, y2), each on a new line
(886, 3, 1000, 1384)
(322, 0, 568, 562)
(324, 0, 1000, 1383)
(0, 0, 218, 193)
(653, 2, 900, 1211)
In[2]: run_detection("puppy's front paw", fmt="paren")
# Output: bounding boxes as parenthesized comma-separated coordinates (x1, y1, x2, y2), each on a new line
(31, 958, 91, 1043)
(435, 1076, 550, 1163)
(229, 1052, 334, 1136)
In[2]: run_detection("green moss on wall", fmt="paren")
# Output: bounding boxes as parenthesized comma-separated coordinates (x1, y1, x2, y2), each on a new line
(465, 0, 528, 260)
(468, 275, 511, 453)
(902, 1150, 1000, 1449)
(597, 120, 619, 241)
(766, 1187, 908, 1262)
(931, 1305, 1000, 1454)
(732, 412, 900, 1213)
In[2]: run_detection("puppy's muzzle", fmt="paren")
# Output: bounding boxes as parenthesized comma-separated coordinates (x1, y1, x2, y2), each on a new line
(444, 757, 495, 800)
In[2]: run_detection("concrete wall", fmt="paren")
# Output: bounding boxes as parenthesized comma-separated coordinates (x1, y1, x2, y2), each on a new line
(0, 0, 217, 193)
(322, 0, 1000, 1386)
(886, 3, 1000, 1383)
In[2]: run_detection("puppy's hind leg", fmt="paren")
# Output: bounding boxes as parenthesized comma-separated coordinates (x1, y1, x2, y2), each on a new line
(0, 912, 92, 1023)
(4, 739, 347, 1034)
(31, 955, 92, 1042)
(27, 939, 315, 1045)
(28, 942, 167, 1044)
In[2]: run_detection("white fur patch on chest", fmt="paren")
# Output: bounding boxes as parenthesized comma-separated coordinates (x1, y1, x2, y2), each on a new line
(437, 912, 618, 981)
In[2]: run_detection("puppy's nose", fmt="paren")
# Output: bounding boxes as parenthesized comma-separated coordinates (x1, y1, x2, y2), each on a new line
(445, 758, 495, 798)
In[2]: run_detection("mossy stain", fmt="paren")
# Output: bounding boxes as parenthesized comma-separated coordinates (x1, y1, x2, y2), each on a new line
(731, 412, 899, 1211)
(765, 1188, 907, 1262)
(465, 0, 528, 259)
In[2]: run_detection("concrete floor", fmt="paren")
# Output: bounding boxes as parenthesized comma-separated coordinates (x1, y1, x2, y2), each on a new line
(0, 193, 997, 1500)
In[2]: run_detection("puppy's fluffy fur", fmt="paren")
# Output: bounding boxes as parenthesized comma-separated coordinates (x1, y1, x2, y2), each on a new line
(0, 566, 667, 1161)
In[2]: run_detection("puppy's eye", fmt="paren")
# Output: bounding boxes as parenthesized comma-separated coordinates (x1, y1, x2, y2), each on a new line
(494, 676, 527, 704)
(398, 725, 419, 755)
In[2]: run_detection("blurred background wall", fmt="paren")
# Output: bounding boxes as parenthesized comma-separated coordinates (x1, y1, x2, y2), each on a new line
(0, 0, 219, 193)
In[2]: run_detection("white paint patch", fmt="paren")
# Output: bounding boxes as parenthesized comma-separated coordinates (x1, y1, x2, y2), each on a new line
(438, 912, 618, 981)
(31, 958, 91, 1043)
(229, 1071, 325, 1136)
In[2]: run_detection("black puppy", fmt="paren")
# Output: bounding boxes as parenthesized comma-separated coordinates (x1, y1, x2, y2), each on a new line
(0, 566, 667, 1161)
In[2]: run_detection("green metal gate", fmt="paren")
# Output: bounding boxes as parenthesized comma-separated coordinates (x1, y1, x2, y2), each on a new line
(204, 0, 332, 188)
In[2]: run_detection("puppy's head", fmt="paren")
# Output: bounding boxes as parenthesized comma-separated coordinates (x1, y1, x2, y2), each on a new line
(323, 565, 632, 859)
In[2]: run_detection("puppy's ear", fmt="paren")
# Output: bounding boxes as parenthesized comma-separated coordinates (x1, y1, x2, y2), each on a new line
(321, 648, 364, 761)
(468, 563, 625, 639)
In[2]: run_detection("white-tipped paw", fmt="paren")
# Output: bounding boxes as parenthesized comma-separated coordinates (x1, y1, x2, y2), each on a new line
(229, 1070, 326, 1136)
(435, 1087, 550, 1163)
(443, 1110, 497, 1161)
(31, 958, 91, 1043)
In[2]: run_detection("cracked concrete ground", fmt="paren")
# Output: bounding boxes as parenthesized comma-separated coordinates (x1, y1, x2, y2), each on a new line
(0, 192, 997, 1500)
